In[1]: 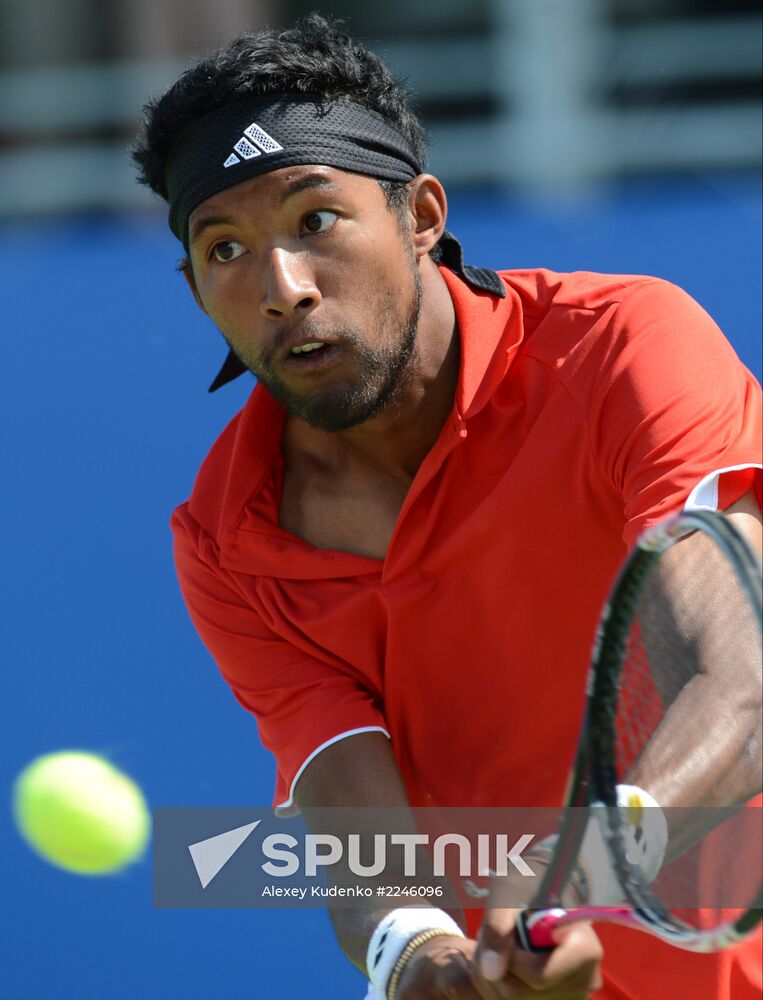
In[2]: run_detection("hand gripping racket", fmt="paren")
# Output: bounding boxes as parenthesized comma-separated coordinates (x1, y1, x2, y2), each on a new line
(517, 509, 762, 953)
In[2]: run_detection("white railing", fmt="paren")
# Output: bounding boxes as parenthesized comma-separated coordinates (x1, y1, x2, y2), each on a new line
(0, 7, 760, 215)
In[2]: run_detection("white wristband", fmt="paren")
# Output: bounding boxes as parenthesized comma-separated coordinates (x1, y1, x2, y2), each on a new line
(366, 907, 464, 999)
(583, 784, 668, 905)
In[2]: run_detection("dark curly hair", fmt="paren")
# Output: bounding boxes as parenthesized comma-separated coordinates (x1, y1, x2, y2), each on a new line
(132, 12, 427, 217)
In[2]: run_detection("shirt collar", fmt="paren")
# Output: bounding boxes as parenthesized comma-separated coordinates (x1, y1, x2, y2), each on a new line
(190, 264, 523, 564)
(438, 266, 523, 420)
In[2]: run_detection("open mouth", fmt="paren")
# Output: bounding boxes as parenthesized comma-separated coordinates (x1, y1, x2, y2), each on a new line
(283, 342, 340, 370)
(290, 341, 327, 356)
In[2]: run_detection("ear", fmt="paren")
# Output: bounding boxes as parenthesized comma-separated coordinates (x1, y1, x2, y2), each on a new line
(179, 257, 208, 314)
(408, 174, 448, 258)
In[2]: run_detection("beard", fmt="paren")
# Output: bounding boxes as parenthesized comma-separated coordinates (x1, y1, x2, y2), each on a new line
(225, 260, 423, 433)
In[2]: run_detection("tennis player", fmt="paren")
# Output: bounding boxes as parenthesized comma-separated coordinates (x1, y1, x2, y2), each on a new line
(133, 14, 762, 999)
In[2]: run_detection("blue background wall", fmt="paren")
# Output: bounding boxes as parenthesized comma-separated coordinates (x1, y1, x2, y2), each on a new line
(2, 173, 760, 999)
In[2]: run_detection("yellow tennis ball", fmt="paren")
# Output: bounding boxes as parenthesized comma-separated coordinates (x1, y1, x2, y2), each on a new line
(12, 751, 150, 875)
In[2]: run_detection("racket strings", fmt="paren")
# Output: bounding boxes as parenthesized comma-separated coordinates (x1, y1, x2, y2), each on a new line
(606, 522, 762, 932)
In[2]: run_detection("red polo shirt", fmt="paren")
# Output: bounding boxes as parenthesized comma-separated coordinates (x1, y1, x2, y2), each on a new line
(172, 266, 761, 999)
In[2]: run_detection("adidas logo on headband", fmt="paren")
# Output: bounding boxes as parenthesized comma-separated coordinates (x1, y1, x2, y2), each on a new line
(223, 122, 283, 168)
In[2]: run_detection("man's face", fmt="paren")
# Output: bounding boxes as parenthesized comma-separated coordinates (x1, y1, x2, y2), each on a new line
(187, 166, 422, 431)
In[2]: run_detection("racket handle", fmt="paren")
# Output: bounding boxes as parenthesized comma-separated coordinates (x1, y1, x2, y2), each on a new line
(518, 907, 641, 950)
(516, 908, 569, 952)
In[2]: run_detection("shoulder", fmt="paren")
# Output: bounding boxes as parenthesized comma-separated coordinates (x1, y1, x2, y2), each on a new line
(494, 269, 758, 434)
(497, 267, 689, 317)
(501, 269, 733, 378)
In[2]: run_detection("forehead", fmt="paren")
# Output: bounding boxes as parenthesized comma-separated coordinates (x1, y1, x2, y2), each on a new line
(188, 165, 382, 240)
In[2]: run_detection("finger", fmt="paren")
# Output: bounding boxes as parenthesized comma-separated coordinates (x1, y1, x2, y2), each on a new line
(475, 908, 519, 983)
(397, 937, 483, 1000)
(434, 945, 489, 999)
(471, 967, 586, 1000)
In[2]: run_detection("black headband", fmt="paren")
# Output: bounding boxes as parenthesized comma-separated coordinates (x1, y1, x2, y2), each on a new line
(163, 92, 506, 390)
(166, 93, 422, 246)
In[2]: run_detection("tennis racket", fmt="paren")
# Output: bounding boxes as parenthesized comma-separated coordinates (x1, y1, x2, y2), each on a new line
(516, 508, 762, 953)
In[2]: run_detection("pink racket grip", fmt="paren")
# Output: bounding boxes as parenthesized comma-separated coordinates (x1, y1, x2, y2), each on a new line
(516, 908, 570, 952)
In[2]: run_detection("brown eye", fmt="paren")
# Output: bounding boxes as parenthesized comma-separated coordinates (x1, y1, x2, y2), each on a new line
(211, 240, 245, 263)
(302, 210, 337, 235)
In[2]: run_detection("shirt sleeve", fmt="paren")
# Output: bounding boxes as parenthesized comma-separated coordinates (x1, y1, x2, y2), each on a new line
(586, 279, 762, 549)
(171, 504, 389, 814)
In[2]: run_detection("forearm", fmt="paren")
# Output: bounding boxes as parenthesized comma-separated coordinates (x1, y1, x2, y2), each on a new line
(628, 672, 760, 860)
(630, 673, 761, 807)
(293, 732, 467, 982)
(628, 492, 762, 854)
(331, 907, 392, 975)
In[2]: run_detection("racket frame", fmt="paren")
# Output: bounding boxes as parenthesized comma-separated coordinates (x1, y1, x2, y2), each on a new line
(524, 509, 762, 951)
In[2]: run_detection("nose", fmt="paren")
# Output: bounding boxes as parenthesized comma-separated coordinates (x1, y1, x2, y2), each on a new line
(260, 247, 321, 320)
